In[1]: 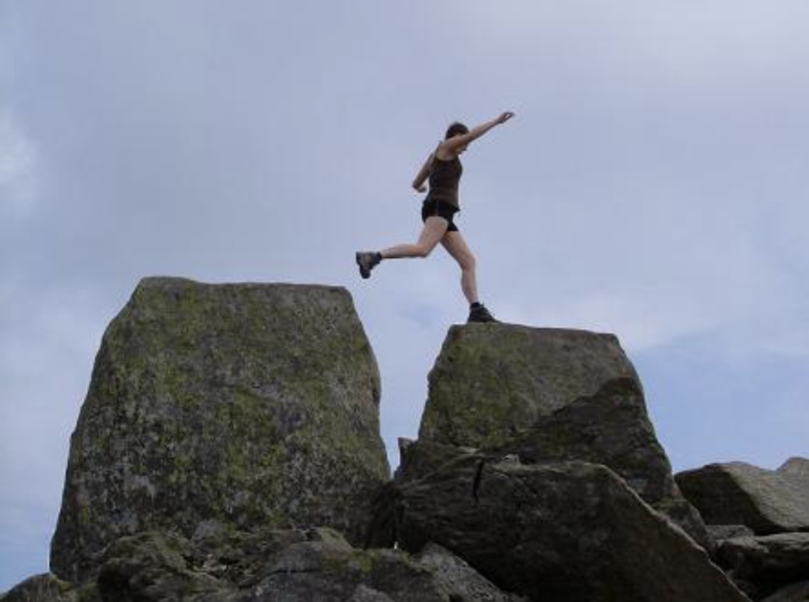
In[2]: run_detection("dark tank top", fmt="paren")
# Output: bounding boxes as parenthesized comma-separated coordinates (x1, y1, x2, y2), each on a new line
(428, 153, 463, 208)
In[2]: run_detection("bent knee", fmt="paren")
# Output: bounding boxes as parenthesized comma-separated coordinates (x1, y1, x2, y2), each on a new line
(416, 242, 440, 258)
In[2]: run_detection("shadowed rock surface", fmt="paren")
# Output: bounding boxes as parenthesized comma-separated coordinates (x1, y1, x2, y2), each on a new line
(30, 528, 522, 602)
(717, 533, 809, 600)
(761, 580, 809, 602)
(378, 454, 747, 602)
(50, 278, 390, 583)
(406, 325, 709, 548)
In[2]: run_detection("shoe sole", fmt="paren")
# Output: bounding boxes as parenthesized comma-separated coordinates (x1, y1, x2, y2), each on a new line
(355, 253, 371, 279)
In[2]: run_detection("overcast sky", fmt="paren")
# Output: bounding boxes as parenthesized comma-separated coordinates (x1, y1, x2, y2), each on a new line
(2, 0, 808, 590)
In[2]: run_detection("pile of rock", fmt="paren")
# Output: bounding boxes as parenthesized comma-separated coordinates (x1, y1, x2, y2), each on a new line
(368, 325, 746, 601)
(5, 528, 526, 602)
(676, 459, 809, 600)
(2, 278, 806, 601)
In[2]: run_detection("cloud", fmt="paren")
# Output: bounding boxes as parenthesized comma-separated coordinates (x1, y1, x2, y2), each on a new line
(2, 0, 809, 590)
(0, 107, 37, 218)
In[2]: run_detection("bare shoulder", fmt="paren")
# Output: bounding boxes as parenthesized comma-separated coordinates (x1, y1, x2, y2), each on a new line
(434, 142, 457, 161)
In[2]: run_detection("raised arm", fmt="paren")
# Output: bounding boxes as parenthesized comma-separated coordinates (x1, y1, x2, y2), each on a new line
(441, 111, 515, 155)
(412, 152, 434, 192)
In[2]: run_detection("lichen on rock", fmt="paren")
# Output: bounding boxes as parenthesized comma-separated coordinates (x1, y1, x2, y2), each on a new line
(50, 278, 390, 583)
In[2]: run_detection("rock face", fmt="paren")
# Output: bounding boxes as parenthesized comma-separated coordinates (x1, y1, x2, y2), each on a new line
(717, 533, 809, 599)
(779, 458, 809, 494)
(676, 462, 809, 535)
(761, 581, 809, 602)
(367, 325, 745, 600)
(12, 289, 808, 601)
(50, 278, 390, 583)
(378, 454, 746, 602)
(419, 325, 640, 447)
(25, 528, 523, 602)
(410, 325, 708, 547)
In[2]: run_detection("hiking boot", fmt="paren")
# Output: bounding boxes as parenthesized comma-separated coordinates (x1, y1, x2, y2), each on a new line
(356, 252, 381, 279)
(467, 304, 498, 323)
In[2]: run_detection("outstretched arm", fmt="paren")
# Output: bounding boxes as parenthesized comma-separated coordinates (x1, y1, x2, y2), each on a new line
(442, 111, 515, 155)
(412, 152, 434, 192)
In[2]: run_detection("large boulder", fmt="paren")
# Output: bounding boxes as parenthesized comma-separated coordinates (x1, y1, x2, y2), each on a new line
(50, 278, 390, 582)
(676, 462, 809, 535)
(409, 325, 708, 548)
(493, 376, 710, 547)
(381, 454, 748, 602)
(418, 325, 640, 447)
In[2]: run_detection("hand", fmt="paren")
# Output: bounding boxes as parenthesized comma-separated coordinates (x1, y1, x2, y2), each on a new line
(497, 111, 515, 124)
(414, 184, 427, 193)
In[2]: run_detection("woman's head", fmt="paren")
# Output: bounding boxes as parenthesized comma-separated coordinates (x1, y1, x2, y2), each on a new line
(445, 122, 469, 139)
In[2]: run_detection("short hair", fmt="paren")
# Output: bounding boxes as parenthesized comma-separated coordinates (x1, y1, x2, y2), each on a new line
(445, 122, 469, 139)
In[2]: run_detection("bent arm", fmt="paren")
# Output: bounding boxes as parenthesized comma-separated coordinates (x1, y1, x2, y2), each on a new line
(442, 111, 515, 154)
(412, 152, 433, 192)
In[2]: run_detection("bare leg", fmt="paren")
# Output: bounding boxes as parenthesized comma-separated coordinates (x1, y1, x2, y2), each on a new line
(381, 217, 449, 259)
(441, 230, 479, 305)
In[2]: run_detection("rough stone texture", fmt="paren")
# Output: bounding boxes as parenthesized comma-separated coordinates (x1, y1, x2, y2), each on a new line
(382, 453, 749, 602)
(408, 325, 709, 550)
(34, 527, 519, 602)
(0, 574, 93, 602)
(676, 462, 809, 535)
(717, 533, 809, 600)
(418, 325, 640, 448)
(394, 438, 477, 482)
(97, 531, 226, 600)
(780, 458, 809, 494)
(494, 376, 710, 549)
(761, 581, 809, 602)
(50, 278, 390, 582)
(415, 543, 527, 602)
(710, 525, 757, 541)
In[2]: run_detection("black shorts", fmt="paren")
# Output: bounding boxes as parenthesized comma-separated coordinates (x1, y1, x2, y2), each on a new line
(421, 199, 460, 232)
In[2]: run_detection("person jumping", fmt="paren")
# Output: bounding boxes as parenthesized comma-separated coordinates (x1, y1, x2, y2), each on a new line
(356, 111, 515, 323)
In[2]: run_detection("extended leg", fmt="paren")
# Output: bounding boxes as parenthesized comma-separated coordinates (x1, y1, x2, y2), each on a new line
(356, 217, 449, 279)
(441, 230, 479, 304)
(380, 217, 449, 259)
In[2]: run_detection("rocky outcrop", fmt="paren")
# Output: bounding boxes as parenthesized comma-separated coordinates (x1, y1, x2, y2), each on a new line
(367, 325, 747, 599)
(418, 325, 640, 448)
(676, 462, 809, 535)
(17, 528, 522, 602)
(376, 454, 746, 601)
(716, 533, 809, 600)
(676, 459, 809, 598)
(9, 283, 806, 601)
(407, 325, 709, 547)
(50, 278, 390, 583)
